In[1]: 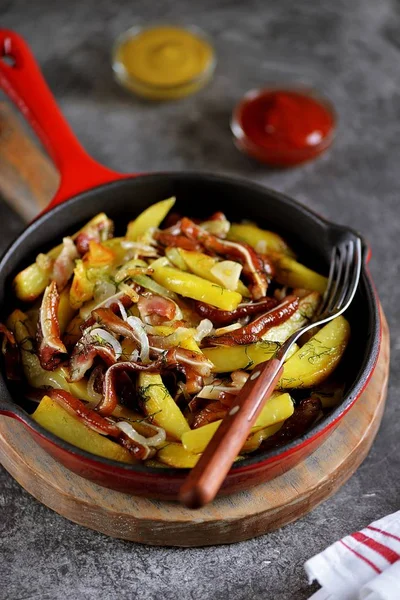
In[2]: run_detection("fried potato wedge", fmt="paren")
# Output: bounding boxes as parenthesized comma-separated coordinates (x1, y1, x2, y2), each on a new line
(241, 422, 283, 453)
(203, 340, 298, 373)
(33, 395, 135, 463)
(57, 285, 77, 334)
(13, 213, 112, 301)
(126, 197, 176, 240)
(227, 223, 295, 257)
(272, 254, 328, 293)
(279, 316, 350, 389)
(157, 443, 199, 468)
(151, 264, 242, 311)
(138, 373, 190, 440)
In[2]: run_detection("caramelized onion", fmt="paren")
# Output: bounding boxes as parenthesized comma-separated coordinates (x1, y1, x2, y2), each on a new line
(127, 316, 150, 363)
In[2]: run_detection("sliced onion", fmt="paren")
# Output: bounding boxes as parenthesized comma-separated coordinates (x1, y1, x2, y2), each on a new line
(87, 368, 103, 402)
(117, 300, 128, 322)
(90, 328, 122, 359)
(80, 291, 127, 320)
(36, 252, 52, 271)
(127, 316, 150, 363)
(170, 301, 183, 320)
(196, 384, 240, 400)
(173, 348, 213, 377)
(203, 375, 218, 386)
(121, 241, 159, 257)
(131, 273, 178, 300)
(116, 423, 150, 459)
(214, 322, 242, 336)
(116, 420, 166, 449)
(238, 316, 250, 326)
(210, 260, 242, 291)
(117, 282, 140, 302)
(194, 319, 214, 342)
(148, 327, 193, 349)
(129, 349, 139, 362)
(94, 280, 117, 303)
(231, 370, 249, 387)
(139, 226, 158, 247)
(201, 219, 230, 237)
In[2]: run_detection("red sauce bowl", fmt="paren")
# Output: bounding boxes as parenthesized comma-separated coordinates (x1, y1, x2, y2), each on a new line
(231, 86, 337, 167)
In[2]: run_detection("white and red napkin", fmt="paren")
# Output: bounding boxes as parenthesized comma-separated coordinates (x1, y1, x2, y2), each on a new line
(305, 511, 400, 600)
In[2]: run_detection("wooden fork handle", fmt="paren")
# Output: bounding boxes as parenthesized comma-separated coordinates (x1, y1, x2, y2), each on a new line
(179, 358, 284, 509)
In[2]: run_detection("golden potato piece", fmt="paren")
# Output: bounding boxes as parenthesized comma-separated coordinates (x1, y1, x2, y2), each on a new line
(33, 396, 135, 463)
(228, 223, 295, 256)
(203, 341, 298, 373)
(279, 316, 350, 389)
(157, 443, 199, 468)
(138, 373, 190, 440)
(272, 255, 328, 294)
(70, 260, 94, 309)
(241, 422, 283, 453)
(151, 264, 242, 311)
(126, 197, 176, 240)
(13, 262, 51, 303)
(13, 213, 112, 302)
(57, 285, 77, 334)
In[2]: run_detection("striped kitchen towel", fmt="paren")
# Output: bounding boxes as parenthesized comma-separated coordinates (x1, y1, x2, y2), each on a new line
(305, 511, 400, 600)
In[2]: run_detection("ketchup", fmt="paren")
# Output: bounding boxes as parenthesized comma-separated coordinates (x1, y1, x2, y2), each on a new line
(232, 88, 335, 167)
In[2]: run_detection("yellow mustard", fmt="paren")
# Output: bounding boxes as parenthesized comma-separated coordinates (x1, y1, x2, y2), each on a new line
(113, 25, 215, 100)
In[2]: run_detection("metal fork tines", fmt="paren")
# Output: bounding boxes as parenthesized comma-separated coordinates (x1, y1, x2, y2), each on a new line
(319, 238, 362, 320)
(277, 237, 363, 361)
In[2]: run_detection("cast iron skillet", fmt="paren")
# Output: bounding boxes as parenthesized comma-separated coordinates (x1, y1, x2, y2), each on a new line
(0, 30, 380, 500)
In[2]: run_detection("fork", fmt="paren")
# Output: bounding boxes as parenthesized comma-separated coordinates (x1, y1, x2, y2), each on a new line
(179, 238, 363, 508)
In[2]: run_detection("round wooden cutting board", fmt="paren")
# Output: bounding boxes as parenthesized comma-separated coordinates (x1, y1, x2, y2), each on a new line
(0, 313, 389, 547)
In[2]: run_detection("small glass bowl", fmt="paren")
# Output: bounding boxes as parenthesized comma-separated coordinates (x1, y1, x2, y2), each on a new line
(231, 85, 337, 167)
(112, 24, 216, 101)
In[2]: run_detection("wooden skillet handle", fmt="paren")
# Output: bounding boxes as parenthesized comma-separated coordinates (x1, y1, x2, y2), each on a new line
(179, 357, 284, 509)
(0, 102, 59, 221)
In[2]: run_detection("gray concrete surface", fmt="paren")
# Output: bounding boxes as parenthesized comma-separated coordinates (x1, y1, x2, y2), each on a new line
(0, 1, 399, 599)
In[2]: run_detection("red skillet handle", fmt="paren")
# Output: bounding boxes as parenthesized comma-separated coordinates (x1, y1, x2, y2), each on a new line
(0, 29, 126, 212)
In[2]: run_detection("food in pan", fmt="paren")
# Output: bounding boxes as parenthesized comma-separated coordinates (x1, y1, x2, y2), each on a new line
(0, 198, 350, 467)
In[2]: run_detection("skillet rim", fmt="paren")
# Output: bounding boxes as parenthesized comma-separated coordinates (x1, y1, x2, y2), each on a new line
(0, 171, 381, 477)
